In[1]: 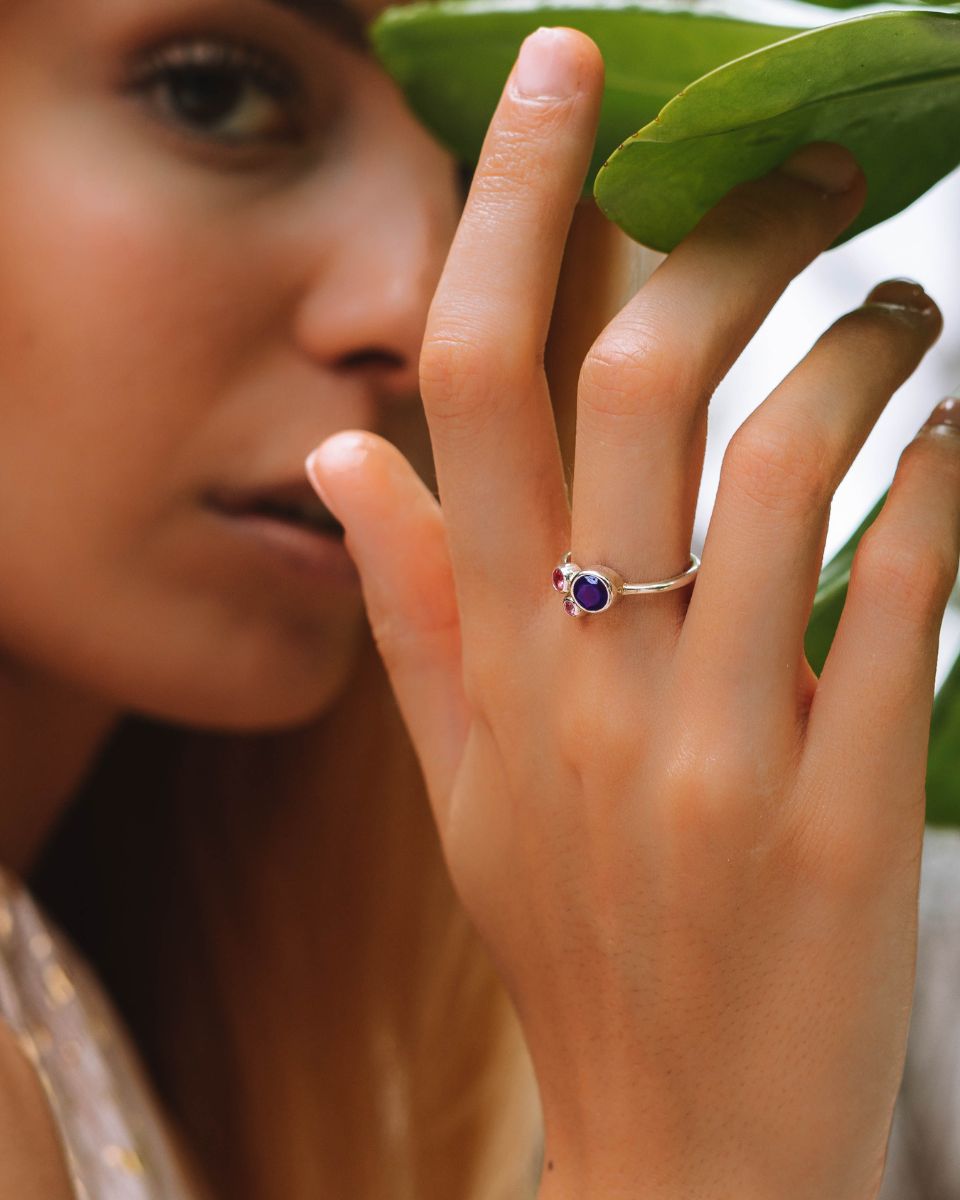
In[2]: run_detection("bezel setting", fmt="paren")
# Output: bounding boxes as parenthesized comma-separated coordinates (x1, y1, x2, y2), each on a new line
(570, 571, 615, 614)
(552, 553, 579, 595)
(553, 553, 626, 617)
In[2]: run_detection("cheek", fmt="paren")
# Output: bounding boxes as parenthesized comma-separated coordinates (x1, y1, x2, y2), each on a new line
(0, 124, 361, 724)
(0, 145, 249, 533)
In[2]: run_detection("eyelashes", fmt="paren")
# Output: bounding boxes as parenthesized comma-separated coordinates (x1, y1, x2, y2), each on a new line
(125, 37, 306, 147)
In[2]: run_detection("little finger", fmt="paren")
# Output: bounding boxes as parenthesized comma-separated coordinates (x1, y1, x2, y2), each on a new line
(679, 279, 943, 728)
(804, 397, 960, 846)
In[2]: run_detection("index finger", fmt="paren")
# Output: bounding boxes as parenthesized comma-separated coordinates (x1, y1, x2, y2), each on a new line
(418, 28, 604, 619)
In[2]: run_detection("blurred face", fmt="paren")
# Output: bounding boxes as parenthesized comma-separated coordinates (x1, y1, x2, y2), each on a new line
(0, 0, 461, 730)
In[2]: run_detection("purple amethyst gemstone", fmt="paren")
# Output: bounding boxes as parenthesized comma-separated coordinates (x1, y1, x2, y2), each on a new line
(571, 573, 610, 613)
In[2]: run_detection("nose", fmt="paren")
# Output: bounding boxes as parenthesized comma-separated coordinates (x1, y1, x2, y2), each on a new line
(293, 81, 461, 404)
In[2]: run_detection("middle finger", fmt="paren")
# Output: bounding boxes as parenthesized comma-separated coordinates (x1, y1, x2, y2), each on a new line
(418, 27, 603, 624)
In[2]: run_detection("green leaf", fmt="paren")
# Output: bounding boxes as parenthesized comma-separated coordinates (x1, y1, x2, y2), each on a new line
(371, 0, 808, 188)
(804, 490, 886, 676)
(803, 490, 960, 827)
(374, 0, 960, 248)
(594, 10, 960, 251)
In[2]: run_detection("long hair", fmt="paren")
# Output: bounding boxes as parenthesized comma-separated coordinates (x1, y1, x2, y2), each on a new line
(27, 203, 646, 1200)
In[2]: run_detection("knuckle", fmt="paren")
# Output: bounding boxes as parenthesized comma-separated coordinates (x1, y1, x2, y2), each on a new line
(419, 332, 485, 397)
(786, 783, 917, 902)
(555, 707, 639, 779)
(660, 718, 777, 826)
(663, 754, 751, 815)
(853, 530, 957, 628)
(551, 669, 646, 783)
(722, 420, 833, 518)
(658, 753, 772, 861)
(419, 330, 524, 436)
(580, 324, 697, 423)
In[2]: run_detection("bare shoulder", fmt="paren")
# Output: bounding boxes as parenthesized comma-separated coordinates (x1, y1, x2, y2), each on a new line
(0, 1015, 76, 1199)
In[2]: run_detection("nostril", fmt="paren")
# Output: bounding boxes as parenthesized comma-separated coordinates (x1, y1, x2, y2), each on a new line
(337, 348, 406, 372)
(333, 346, 420, 402)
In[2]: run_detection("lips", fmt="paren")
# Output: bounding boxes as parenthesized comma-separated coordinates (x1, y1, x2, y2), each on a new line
(204, 477, 345, 538)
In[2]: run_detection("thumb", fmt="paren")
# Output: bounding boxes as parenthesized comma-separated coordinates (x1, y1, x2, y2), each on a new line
(305, 431, 467, 822)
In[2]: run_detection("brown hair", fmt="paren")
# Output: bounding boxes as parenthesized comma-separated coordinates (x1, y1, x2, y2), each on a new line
(27, 204, 647, 1200)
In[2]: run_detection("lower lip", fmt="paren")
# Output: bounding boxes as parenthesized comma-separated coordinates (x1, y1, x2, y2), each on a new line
(203, 505, 359, 587)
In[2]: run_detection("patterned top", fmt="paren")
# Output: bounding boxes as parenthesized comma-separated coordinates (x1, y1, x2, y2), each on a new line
(1, 832, 959, 1199)
(0, 863, 204, 1200)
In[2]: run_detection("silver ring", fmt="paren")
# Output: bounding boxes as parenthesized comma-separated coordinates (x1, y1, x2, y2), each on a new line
(552, 550, 700, 617)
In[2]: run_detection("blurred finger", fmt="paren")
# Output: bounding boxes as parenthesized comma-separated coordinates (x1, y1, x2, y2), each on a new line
(306, 432, 468, 825)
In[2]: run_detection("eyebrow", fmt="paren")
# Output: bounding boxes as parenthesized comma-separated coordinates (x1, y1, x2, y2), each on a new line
(263, 0, 370, 49)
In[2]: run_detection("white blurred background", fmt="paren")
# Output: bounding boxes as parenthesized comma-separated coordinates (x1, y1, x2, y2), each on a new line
(632, 167, 960, 690)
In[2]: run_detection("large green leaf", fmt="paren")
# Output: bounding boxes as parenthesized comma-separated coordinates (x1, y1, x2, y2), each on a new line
(594, 9, 960, 250)
(374, 0, 960, 247)
(371, 0, 809, 187)
(804, 488, 960, 826)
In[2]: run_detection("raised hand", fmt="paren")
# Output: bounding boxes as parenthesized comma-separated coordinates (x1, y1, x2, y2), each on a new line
(306, 27, 958, 1200)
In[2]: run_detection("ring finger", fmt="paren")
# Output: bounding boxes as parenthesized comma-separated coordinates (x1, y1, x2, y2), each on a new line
(571, 142, 865, 643)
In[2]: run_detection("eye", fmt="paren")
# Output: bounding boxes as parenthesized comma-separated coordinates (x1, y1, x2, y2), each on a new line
(127, 39, 303, 145)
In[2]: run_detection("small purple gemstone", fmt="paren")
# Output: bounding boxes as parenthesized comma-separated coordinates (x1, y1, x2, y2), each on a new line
(552, 567, 567, 592)
(562, 598, 581, 618)
(572, 573, 610, 613)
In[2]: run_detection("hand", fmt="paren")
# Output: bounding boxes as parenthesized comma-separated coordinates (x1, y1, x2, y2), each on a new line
(306, 27, 959, 1200)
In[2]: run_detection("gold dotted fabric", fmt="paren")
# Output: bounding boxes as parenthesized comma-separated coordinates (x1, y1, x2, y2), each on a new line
(0, 864, 201, 1200)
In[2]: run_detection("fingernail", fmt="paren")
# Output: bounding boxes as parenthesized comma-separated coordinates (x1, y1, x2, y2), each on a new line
(778, 141, 860, 194)
(865, 277, 939, 317)
(514, 27, 580, 99)
(922, 396, 960, 434)
(304, 448, 333, 506)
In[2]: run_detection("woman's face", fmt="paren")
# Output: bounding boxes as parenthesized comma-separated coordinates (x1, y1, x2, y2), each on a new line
(0, 0, 461, 730)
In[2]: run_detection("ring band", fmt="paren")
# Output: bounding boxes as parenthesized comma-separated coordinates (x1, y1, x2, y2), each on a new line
(552, 550, 700, 617)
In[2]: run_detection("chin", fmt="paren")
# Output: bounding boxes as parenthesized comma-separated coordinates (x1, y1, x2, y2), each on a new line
(124, 625, 365, 733)
(0, 555, 369, 733)
(17, 603, 365, 736)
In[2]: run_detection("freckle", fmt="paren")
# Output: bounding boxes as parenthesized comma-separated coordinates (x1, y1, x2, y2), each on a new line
(547, 1161, 554, 1171)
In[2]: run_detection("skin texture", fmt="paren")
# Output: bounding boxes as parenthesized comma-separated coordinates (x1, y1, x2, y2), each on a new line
(0, 0, 461, 872)
(306, 26, 960, 1200)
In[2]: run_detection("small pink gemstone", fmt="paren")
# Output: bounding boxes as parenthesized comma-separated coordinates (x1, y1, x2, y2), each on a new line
(552, 567, 567, 592)
(563, 598, 581, 617)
